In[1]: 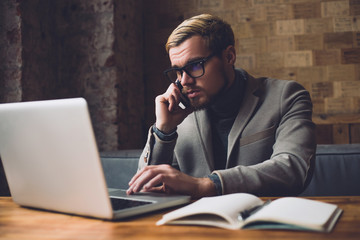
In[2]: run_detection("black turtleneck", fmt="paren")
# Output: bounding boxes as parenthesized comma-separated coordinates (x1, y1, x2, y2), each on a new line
(208, 69, 247, 170)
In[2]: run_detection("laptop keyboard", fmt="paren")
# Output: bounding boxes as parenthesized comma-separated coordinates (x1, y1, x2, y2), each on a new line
(110, 197, 153, 211)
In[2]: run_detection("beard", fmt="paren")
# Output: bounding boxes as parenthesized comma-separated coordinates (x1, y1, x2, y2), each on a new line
(189, 98, 206, 110)
(186, 67, 230, 111)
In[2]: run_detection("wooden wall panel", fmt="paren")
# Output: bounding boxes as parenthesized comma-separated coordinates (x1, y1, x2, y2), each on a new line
(316, 123, 360, 144)
(293, 2, 321, 19)
(314, 49, 341, 65)
(350, 123, 360, 143)
(316, 124, 333, 144)
(342, 48, 360, 64)
(333, 124, 350, 144)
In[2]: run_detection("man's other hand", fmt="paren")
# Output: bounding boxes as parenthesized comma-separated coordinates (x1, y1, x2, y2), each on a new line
(126, 164, 216, 199)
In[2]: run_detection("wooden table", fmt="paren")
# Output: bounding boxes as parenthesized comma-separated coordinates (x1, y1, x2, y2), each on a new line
(1, 196, 359, 240)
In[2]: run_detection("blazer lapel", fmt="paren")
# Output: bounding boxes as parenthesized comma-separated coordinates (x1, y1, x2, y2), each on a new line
(227, 76, 260, 161)
(194, 110, 215, 171)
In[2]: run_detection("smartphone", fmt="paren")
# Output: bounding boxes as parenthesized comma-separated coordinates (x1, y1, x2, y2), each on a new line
(175, 79, 190, 109)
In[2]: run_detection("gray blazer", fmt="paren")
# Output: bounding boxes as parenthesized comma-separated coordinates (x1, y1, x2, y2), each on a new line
(139, 70, 316, 196)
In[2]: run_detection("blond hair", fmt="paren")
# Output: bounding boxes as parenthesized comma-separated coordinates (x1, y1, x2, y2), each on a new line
(165, 14, 234, 54)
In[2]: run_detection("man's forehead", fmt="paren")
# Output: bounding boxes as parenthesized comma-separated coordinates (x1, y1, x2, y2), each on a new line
(169, 36, 210, 67)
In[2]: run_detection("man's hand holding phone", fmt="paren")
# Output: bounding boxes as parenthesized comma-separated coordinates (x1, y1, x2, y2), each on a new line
(154, 81, 193, 134)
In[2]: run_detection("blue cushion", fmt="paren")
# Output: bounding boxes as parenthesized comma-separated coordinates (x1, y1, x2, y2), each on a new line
(301, 144, 360, 196)
(100, 149, 141, 189)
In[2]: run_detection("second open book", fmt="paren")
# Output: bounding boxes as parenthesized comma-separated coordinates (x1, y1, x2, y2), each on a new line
(156, 193, 342, 232)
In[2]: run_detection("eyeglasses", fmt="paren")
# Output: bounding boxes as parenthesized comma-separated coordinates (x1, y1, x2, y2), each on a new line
(163, 53, 215, 83)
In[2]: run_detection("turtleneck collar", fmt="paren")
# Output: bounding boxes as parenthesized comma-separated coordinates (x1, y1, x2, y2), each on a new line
(209, 69, 247, 119)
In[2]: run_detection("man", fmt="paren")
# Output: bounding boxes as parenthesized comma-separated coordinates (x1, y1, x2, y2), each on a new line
(127, 14, 316, 199)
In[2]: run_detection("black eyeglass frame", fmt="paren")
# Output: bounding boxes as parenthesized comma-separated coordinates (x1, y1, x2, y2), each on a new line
(163, 53, 216, 83)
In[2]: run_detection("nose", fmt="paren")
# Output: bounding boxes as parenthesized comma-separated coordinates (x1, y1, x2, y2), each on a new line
(180, 71, 195, 86)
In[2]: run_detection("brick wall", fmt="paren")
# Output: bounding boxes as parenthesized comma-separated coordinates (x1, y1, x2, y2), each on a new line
(143, 0, 360, 144)
(0, 0, 144, 151)
(0, 0, 22, 103)
(0, 0, 20, 196)
(114, 0, 145, 149)
(18, 0, 121, 150)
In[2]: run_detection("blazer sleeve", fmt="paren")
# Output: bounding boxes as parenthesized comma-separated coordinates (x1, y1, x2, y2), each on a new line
(137, 127, 178, 171)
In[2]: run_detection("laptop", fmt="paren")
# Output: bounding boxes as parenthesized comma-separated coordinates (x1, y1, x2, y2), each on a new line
(0, 98, 190, 220)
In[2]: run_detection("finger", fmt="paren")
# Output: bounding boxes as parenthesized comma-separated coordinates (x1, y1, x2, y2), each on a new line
(140, 185, 165, 193)
(167, 84, 183, 110)
(142, 173, 165, 191)
(172, 84, 182, 101)
(126, 186, 135, 195)
(127, 168, 153, 195)
(128, 165, 176, 195)
(128, 166, 163, 193)
(167, 94, 178, 112)
(143, 169, 179, 194)
(144, 184, 173, 194)
(128, 167, 147, 186)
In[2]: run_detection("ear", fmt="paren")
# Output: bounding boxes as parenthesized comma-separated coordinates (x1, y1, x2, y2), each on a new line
(223, 45, 236, 65)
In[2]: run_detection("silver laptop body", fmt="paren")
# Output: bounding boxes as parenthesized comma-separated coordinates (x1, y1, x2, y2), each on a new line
(0, 98, 190, 220)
